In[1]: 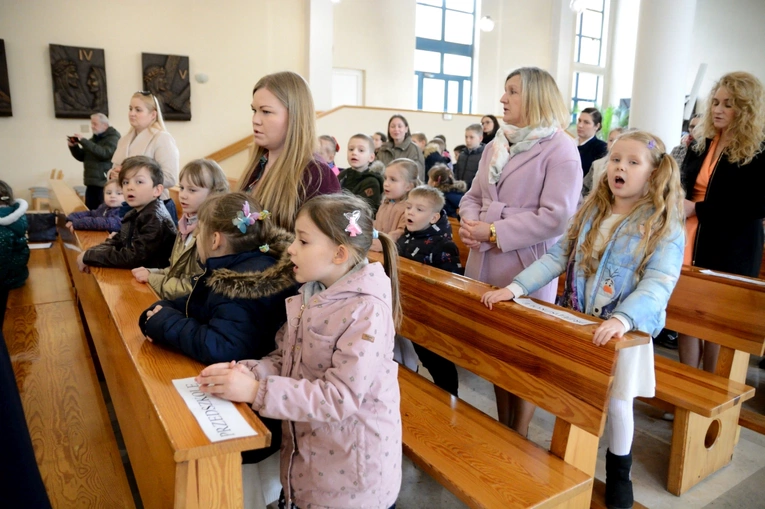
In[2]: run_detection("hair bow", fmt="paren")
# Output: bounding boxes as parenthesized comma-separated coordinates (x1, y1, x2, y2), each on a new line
(259, 244, 269, 253)
(647, 140, 656, 149)
(344, 210, 363, 237)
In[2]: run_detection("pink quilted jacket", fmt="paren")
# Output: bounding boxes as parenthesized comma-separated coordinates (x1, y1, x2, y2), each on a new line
(249, 261, 401, 509)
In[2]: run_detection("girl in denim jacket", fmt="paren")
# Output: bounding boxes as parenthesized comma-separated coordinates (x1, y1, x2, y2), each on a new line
(482, 131, 685, 509)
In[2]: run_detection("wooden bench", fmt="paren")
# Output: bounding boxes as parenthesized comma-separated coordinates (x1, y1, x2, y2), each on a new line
(372, 253, 649, 508)
(448, 216, 469, 267)
(555, 264, 761, 495)
(50, 180, 271, 509)
(4, 243, 135, 507)
(652, 266, 764, 494)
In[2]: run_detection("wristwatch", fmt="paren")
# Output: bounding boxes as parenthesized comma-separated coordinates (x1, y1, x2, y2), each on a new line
(489, 223, 497, 243)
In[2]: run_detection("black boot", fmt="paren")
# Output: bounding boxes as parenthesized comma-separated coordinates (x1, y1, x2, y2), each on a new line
(605, 449, 633, 509)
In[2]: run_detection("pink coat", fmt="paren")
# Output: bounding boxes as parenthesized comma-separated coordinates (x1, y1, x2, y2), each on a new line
(459, 130, 582, 302)
(249, 261, 401, 509)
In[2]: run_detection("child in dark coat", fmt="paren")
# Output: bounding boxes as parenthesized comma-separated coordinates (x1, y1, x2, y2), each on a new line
(397, 185, 463, 395)
(337, 134, 384, 212)
(0, 181, 29, 324)
(66, 179, 123, 233)
(453, 124, 485, 187)
(77, 156, 176, 272)
(139, 192, 297, 365)
(427, 164, 467, 218)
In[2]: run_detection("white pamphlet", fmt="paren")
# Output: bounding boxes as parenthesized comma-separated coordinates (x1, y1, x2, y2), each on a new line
(28, 242, 52, 249)
(173, 377, 258, 443)
(699, 269, 765, 287)
(513, 297, 596, 326)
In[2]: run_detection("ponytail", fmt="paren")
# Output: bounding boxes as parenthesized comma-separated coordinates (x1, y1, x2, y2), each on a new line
(376, 231, 402, 329)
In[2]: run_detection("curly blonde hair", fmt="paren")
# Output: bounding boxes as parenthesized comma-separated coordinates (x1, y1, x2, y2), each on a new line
(567, 131, 685, 278)
(693, 72, 765, 165)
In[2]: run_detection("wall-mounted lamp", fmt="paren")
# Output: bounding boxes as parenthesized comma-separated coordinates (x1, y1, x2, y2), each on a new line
(479, 16, 495, 33)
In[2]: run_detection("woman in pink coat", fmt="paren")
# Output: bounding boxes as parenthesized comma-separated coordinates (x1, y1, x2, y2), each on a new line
(459, 67, 582, 435)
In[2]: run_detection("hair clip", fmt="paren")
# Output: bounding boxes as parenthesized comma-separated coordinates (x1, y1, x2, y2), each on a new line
(258, 210, 270, 220)
(344, 210, 363, 237)
(0, 195, 9, 201)
(259, 244, 269, 253)
(372, 228, 379, 239)
(233, 201, 256, 233)
(647, 140, 656, 149)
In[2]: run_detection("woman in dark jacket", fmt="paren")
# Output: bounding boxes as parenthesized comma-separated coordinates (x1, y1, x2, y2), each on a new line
(480, 114, 500, 145)
(679, 71, 765, 372)
(576, 107, 607, 176)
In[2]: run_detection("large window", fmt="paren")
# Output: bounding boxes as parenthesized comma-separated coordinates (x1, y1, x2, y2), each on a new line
(571, 0, 609, 120)
(414, 0, 476, 114)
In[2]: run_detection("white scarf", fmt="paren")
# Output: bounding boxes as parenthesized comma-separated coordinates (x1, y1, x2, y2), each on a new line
(488, 124, 558, 185)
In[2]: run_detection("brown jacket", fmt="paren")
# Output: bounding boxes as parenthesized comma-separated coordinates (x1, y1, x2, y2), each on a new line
(83, 199, 176, 269)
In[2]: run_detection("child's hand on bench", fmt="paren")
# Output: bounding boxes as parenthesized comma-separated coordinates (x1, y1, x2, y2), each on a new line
(132, 267, 150, 283)
(481, 287, 515, 310)
(76, 252, 90, 273)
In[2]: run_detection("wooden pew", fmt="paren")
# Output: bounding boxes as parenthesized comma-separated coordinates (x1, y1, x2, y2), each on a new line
(559, 267, 762, 496)
(651, 266, 764, 494)
(371, 253, 649, 508)
(4, 244, 135, 507)
(50, 181, 271, 509)
(447, 216, 469, 267)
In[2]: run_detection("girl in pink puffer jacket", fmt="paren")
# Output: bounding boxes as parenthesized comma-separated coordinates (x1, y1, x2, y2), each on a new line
(197, 194, 402, 509)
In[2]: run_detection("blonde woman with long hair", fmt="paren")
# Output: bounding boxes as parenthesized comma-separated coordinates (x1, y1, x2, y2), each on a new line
(458, 67, 582, 436)
(679, 71, 765, 372)
(237, 72, 340, 232)
(109, 91, 179, 202)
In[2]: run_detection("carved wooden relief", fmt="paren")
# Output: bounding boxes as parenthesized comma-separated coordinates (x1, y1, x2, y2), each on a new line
(142, 53, 191, 121)
(0, 40, 12, 116)
(49, 43, 108, 118)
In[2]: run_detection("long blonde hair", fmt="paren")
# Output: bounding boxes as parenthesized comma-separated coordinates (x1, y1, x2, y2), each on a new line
(129, 91, 166, 133)
(507, 67, 570, 128)
(568, 131, 685, 278)
(693, 72, 765, 165)
(237, 71, 320, 232)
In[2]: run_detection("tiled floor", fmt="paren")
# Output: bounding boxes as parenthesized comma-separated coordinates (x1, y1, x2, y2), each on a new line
(397, 345, 765, 509)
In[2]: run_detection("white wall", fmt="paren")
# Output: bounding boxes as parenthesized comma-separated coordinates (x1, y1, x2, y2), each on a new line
(477, 0, 555, 116)
(333, 0, 555, 117)
(333, 0, 416, 109)
(0, 0, 308, 200)
(686, 0, 765, 110)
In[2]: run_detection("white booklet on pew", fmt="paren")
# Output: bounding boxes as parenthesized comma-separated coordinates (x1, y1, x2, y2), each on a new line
(514, 297, 596, 326)
(173, 377, 258, 442)
(28, 242, 52, 249)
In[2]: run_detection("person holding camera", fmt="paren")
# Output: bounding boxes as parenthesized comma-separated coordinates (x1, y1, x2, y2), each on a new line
(67, 113, 121, 210)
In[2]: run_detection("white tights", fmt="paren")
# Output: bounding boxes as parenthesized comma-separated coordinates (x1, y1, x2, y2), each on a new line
(607, 397, 634, 456)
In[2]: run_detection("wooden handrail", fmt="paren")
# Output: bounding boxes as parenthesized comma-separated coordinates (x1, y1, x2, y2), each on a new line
(205, 136, 253, 162)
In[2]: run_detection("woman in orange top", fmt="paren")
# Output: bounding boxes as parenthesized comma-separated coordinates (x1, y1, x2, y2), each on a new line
(679, 72, 765, 372)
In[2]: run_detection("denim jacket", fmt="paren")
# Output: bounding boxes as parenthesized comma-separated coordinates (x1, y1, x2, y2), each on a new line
(513, 211, 685, 337)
